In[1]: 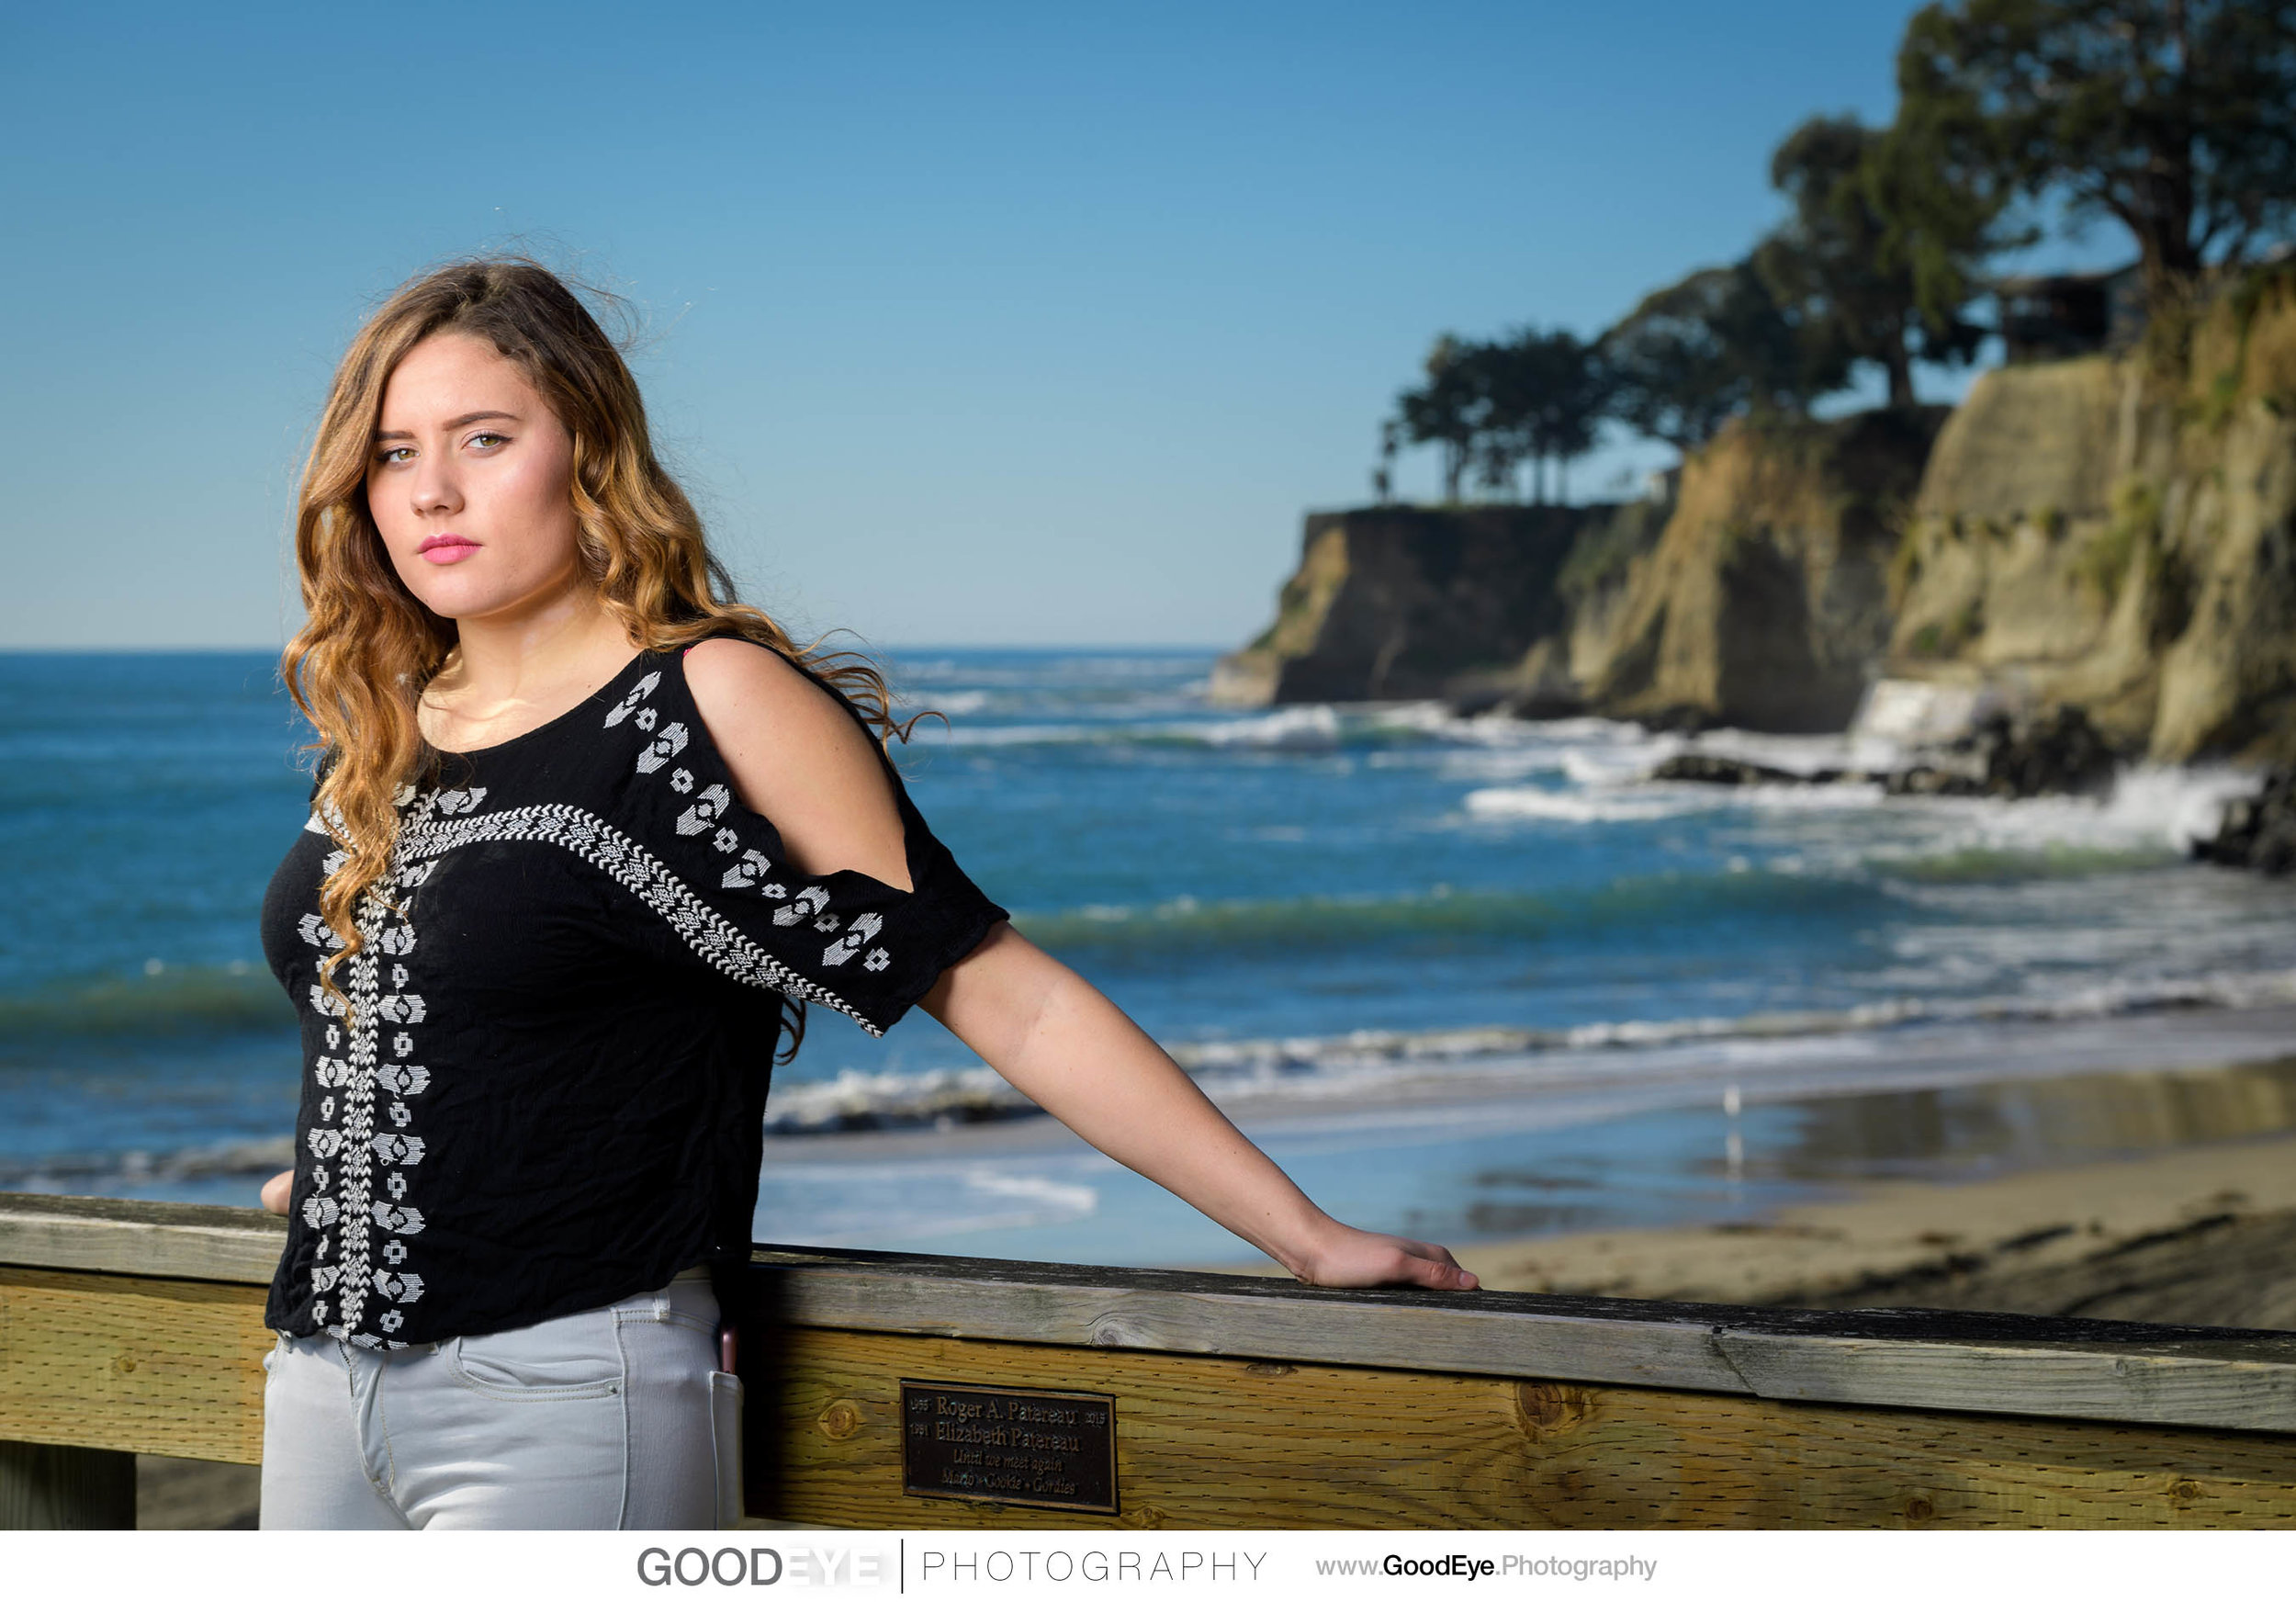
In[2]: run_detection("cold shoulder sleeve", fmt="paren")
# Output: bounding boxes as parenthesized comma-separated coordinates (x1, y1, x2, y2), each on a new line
(594, 651, 1007, 1036)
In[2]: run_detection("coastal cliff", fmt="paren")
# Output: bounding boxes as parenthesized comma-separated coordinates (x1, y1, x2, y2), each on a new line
(1221, 269, 2296, 761)
(1207, 505, 1599, 705)
(1216, 409, 1941, 731)
(1888, 274, 2296, 762)
(1569, 406, 1944, 731)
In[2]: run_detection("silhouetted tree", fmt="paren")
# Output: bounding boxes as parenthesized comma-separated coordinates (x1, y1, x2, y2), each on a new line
(1473, 330, 1611, 502)
(1897, 0, 2296, 310)
(1599, 262, 1839, 452)
(1755, 114, 1991, 408)
(1395, 335, 1481, 502)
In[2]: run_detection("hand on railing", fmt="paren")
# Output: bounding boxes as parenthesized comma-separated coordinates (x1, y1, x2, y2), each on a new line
(259, 1169, 293, 1217)
(1291, 1222, 1479, 1292)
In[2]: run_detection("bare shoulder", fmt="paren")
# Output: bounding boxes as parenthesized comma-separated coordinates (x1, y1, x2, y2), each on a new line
(683, 637, 866, 750)
(681, 637, 910, 887)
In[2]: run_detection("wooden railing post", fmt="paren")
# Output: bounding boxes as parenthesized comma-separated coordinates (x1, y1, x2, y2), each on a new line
(0, 1439, 135, 1529)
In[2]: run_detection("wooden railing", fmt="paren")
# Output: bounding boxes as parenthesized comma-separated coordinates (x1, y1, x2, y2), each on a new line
(5, 1190, 2296, 1528)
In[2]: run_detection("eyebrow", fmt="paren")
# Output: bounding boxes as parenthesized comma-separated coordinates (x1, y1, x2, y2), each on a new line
(373, 410, 523, 441)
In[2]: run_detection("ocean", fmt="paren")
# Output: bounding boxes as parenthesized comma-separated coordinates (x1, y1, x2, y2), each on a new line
(5, 648, 2293, 1268)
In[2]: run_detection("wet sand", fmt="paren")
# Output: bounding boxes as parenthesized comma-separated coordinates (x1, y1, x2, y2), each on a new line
(1453, 1127, 2296, 1328)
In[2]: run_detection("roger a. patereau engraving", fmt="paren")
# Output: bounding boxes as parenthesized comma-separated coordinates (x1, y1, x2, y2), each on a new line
(901, 1380, 1119, 1514)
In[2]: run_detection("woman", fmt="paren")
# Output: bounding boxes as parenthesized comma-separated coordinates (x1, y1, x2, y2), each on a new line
(254, 257, 1475, 1530)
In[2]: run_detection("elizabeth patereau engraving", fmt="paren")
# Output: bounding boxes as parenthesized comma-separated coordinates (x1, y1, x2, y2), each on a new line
(902, 1381, 1119, 1513)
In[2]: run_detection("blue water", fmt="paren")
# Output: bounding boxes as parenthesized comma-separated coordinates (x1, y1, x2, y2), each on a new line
(6, 649, 2295, 1260)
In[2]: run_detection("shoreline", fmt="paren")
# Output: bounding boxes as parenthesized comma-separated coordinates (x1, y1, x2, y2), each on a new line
(760, 1002, 2296, 1165)
(1449, 1126, 2296, 1329)
(735, 1008, 2296, 1268)
(1179, 1115, 2296, 1333)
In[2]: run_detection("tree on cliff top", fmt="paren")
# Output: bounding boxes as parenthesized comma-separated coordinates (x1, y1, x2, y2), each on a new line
(1472, 330, 1611, 505)
(1396, 334, 1480, 502)
(1392, 330, 1609, 504)
(1600, 261, 1840, 452)
(1897, 0, 2296, 311)
(1755, 115, 1992, 408)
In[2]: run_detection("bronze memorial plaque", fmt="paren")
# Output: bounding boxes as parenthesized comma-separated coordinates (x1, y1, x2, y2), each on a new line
(900, 1380, 1119, 1513)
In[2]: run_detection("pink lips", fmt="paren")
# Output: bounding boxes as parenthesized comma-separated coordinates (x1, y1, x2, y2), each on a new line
(418, 535, 479, 565)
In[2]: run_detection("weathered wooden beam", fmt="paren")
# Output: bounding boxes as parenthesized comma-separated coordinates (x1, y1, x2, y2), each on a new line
(756, 1326, 2296, 1529)
(0, 1268, 270, 1464)
(755, 1258, 1745, 1393)
(0, 1439, 136, 1530)
(737, 1246, 2296, 1436)
(1714, 1327, 2296, 1437)
(6, 1193, 2296, 1445)
(0, 1194, 283, 1287)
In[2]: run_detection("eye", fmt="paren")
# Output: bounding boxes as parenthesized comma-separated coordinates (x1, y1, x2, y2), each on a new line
(375, 446, 414, 466)
(467, 431, 510, 450)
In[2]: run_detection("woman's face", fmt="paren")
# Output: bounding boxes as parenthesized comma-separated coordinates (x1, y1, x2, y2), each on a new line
(366, 331, 583, 625)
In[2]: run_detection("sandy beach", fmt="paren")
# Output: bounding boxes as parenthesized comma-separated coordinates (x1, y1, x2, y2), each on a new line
(1454, 1126, 2296, 1326)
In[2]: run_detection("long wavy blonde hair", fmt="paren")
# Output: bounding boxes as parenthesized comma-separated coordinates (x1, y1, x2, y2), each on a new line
(286, 256, 906, 1055)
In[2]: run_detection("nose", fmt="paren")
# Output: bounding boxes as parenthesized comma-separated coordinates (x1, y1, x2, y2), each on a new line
(410, 455, 462, 517)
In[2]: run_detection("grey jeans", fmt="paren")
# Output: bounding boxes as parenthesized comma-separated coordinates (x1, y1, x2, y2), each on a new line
(258, 1268, 743, 1529)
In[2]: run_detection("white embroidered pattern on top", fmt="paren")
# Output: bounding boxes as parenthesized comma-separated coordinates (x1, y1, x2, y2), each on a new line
(608, 657, 896, 994)
(602, 671, 663, 728)
(295, 838, 430, 1349)
(397, 804, 885, 1035)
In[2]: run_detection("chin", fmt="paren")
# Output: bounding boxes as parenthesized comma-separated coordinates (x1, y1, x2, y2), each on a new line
(398, 579, 496, 624)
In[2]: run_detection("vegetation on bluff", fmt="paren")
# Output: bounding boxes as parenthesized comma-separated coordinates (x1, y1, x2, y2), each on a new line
(1379, 0, 2296, 509)
(1217, 2, 2296, 770)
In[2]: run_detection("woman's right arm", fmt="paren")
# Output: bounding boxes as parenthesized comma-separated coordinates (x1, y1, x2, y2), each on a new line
(260, 1170, 293, 1215)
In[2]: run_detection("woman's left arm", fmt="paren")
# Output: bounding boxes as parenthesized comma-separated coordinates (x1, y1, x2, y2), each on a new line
(686, 637, 1478, 1292)
(922, 923, 1477, 1290)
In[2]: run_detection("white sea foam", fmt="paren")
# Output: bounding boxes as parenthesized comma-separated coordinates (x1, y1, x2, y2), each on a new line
(1846, 763, 2264, 871)
(753, 1157, 1106, 1245)
(1196, 705, 1347, 747)
(1463, 777, 1885, 824)
(761, 1065, 1032, 1133)
(746, 968, 2296, 1137)
(1463, 786, 1710, 823)
(920, 702, 1683, 756)
(962, 1168, 1098, 1217)
(929, 721, 1105, 748)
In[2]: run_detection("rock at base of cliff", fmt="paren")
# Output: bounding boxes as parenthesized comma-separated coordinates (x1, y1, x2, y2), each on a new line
(2193, 770, 2296, 875)
(1649, 752, 1851, 786)
(1885, 706, 2120, 800)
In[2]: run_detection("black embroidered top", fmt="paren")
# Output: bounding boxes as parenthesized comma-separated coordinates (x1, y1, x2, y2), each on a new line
(258, 646, 1007, 1347)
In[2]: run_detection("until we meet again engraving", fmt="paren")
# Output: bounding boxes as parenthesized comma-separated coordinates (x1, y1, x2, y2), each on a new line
(901, 1381, 1119, 1513)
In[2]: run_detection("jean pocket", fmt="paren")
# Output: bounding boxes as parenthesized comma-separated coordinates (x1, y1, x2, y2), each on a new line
(709, 1371, 745, 1528)
(449, 1311, 625, 1401)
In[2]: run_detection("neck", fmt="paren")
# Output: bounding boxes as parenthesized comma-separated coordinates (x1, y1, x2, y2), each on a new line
(438, 575, 635, 704)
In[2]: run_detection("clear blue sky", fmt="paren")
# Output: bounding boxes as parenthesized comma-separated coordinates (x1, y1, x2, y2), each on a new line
(1, 2, 2123, 650)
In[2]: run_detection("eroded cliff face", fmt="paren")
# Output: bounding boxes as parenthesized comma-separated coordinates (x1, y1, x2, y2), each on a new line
(1216, 412, 1940, 732)
(1221, 270, 2296, 757)
(1889, 275, 2296, 762)
(1572, 407, 1946, 731)
(1209, 505, 1598, 705)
